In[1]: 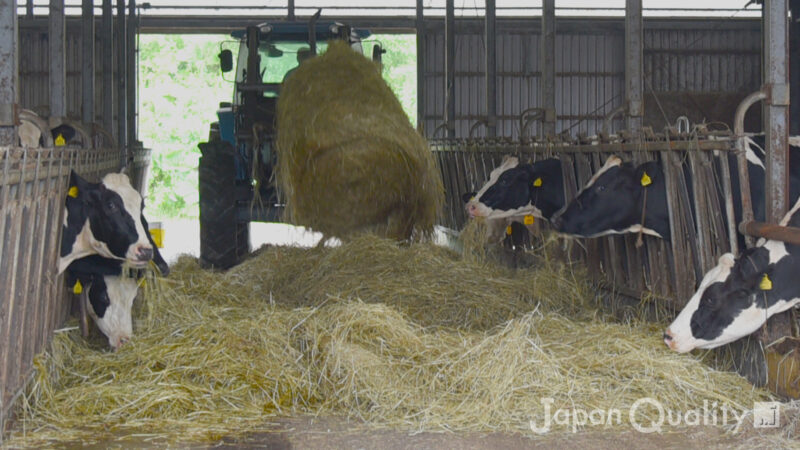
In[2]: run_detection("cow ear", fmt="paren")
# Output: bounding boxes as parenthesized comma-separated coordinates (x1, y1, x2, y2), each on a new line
(718, 253, 736, 268)
(68, 170, 94, 198)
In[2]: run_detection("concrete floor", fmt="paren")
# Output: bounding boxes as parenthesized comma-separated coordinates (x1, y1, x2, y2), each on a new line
(69, 415, 755, 450)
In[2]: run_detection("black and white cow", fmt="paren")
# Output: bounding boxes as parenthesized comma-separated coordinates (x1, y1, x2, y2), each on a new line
(552, 135, 800, 240)
(464, 156, 565, 222)
(59, 170, 168, 275)
(66, 255, 141, 350)
(664, 198, 800, 352)
(550, 156, 671, 239)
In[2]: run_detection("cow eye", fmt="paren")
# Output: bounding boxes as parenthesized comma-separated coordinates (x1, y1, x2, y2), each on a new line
(596, 185, 606, 192)
(106, 201, 117, 212)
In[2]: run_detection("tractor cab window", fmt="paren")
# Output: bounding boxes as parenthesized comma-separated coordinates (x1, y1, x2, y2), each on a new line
(233, 40, 329, 100)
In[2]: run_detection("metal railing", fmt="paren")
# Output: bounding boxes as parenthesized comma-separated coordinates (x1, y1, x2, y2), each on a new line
(431, 130, 737, 306)
(0, 145, 149, 436)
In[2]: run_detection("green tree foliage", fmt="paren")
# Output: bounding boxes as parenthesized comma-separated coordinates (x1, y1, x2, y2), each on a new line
(140, 33, 417, 220)
(140, 34, 230, 219)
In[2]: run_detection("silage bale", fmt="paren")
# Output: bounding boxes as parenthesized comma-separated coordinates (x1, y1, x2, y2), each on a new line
(276, 41, 443, 241)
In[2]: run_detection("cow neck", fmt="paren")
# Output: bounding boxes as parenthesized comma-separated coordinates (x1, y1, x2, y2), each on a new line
(59, 219, 97, 274)
(635, 185, 649, 248)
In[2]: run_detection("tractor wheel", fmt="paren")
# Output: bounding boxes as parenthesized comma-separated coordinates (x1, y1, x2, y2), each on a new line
(198, 140, 249, 269)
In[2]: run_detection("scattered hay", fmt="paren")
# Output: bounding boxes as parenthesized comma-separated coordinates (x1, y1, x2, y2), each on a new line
(7, 234, 774, 446)
(276, 41, 443, 241)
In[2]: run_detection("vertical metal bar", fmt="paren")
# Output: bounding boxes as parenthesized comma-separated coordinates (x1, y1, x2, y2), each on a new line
(49, 0, 66, 119)
(102, 0, 113, 139)
(0, 0, 18, 146)
(416, 0, 424, 132)
(287, 0, 294, 21)
(764, 0, 790, 224)
(82, 0, 95, 126)
(126, 0, 135, 148)
(445, 0, 455, 138)
(116, 0, 126, 155)
(625, 0, 643, 131)
(0, 151, 10, 427)
(25, 0, 32, 17)
(541, 0, 556, 137)
(2, 151, 26, 425)
(790, 0, 800, 135)
(485, 0, 496, 138)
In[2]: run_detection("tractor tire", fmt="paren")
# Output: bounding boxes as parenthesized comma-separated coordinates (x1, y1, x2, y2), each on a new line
(198, 140, 249, 269)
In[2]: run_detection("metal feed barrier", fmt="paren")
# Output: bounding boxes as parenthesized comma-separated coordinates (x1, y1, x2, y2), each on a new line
(0, 145, 150, 435)
(432, 128, 741, 307)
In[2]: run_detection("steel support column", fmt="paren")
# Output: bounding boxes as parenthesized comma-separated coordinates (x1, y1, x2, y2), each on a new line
(625, 0, 643, 131)
(485, 0, 496, 137)
(416, 0, 424, 131)
(764, 0, 790, 224)
(288, 0, 294, 21)
(126, 0, 136, 147)
(102, 0, 113, 137)
(49, 0, 66, 119)
(82, 0, 95, 125)
(761, 0, 792, 349)
(0, 0, 18, 146)
(116, 0, 127, 155)
(790, 0, 800, 135)
(445, 0, 455, 138)
(541, 0, 556, 137)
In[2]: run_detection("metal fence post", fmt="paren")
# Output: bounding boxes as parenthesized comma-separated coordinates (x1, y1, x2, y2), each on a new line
(541, 0, 556, 137)
(485, 0, 496, 138)
(0, 0, 17, 147)
(49, 0, 66, 119)
(82, 0, 95, 126)
(625, 0, 643, 131)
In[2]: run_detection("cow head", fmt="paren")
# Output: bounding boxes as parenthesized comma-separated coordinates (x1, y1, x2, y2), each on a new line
(552, 156, 666, 239)
(87, 274, 138, 350)
(465, 156, 562, 221)
(552, 156, 635, 236)
(59, 170, 156, 274)
(66, 255, 138, 350)
(664, 242, 800, 352)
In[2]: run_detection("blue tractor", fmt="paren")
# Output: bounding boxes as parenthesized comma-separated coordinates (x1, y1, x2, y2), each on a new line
(198, 14, 381, 269)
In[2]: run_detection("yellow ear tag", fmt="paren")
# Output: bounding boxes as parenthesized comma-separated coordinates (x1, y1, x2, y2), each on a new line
(73, 280, 83, 295)
(55, 134, 66, 146)
(149, 228, 164, 249)
(760, 274, 773, 291)
(640, 172, 652, 187)
(506, 225, 513, 235)
(68, 186, 79, 198)
(470, 196, 476, 202)
(524, 215, 535, 225)
(533, 177, 543, 187)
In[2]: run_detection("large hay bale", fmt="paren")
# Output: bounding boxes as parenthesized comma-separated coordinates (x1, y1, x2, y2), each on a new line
(276, 41, 443, 240)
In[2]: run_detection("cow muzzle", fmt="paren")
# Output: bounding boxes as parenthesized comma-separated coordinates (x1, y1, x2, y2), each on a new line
(111, 335, 130, 350)
(663, 329, 675, 350)
(134, 245, 153, 264)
